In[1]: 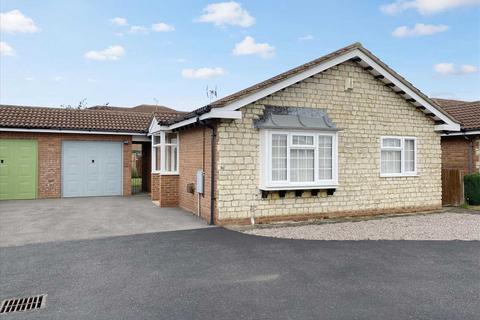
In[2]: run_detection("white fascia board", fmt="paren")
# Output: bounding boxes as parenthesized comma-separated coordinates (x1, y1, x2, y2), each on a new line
(0, 127, 147, 136)
(442, 130, 480, 136)
(148, 118, 169, 135)
(169, 117, 197, 130)
(220, 50, 359, 112)
(199, 110, 242, 120)
(167, 110, 242, 130)
(208, 48, 459, 132)
(356, 51, 460, 132)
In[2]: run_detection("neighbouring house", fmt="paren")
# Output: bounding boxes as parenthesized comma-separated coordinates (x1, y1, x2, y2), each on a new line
(0, 42, 462, 225)
(0, 105, 182, 200)
(434, 98, 480, 174)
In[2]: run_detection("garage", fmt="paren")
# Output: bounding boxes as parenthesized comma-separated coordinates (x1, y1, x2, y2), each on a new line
(62, 141, 123, 197)
(0, 139, 38, 200)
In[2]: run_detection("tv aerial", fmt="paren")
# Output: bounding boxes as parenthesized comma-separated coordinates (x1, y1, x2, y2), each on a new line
(206, 85, 218, 101)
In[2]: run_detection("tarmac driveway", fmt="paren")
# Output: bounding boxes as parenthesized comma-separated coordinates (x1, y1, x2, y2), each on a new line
(0, 195, 209, 247)
(0, 228, 478, 320)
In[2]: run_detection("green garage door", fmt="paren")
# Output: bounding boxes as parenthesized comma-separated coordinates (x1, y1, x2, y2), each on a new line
(0, 139, 37, 200)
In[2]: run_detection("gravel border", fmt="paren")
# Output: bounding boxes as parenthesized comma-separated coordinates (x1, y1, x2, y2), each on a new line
(243, 211, 480, 241)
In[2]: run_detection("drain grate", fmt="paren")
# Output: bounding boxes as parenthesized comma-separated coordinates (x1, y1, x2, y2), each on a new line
(0, 294, 46, 314)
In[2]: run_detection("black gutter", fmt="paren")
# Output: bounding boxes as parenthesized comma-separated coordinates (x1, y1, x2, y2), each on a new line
(165, 105, 212, 126)
(198, 118, 216, 225)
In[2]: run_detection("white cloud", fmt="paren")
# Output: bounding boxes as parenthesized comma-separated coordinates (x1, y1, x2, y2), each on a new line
(197, 1, 255, 27)
(381, 0, 480, 15)
(0, 41, 15, 56)
(434, 62, 479, 75)
(181, 67, 225, 79)
(459, 64, 479, 74)
(0, 9, 39, 33)
(84, 45, 125, 61)
(392, 23, 449, 37)
(53, 76, 64, 82)
(152, 22, 175, 32)
(129, 25, 149, 34)
(299, 34, 314, 41)
(25, 77, 34, 81)
(232, 36, 275, 58)
(110, 17, 128, 26)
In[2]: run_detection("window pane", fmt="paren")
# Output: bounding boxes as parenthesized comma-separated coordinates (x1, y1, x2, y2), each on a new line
(290, 149, 314, 182)
(404, 139, 415, 172)
(292, 135, 313, 145)
(154, 146, 161, 171)
(153, 134, 161, 145)
(383, 138, 401, 148)
(166, 132, 177, 144)
(165, 145, 177, 172)
(318, 136, 333, 180)
(381, 150, 401, 174)
(272, 134, 287, 181)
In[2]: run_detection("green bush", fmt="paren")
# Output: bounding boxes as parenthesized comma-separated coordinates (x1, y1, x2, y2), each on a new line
(464, 173, 480, 205)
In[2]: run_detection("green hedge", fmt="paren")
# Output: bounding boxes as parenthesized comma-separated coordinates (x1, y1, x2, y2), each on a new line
(464, 173, 480, 205)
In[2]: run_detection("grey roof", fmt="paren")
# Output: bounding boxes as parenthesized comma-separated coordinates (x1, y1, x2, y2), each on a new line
(254, 106, 338, 131)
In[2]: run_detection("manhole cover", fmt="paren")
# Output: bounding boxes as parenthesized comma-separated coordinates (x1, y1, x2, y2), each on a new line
(0, 294, 46, 314)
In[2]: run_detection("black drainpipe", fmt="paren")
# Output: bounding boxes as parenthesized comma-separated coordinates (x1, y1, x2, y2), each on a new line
(199, 118, 216, 225)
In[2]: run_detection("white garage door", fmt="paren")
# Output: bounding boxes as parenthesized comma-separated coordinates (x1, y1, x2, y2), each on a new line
(62, 141, 123, 197)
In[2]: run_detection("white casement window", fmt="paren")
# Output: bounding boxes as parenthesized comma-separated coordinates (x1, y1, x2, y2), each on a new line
(260, 130, 338, 190)
(380, 136, 417, 177)
(151, 131, 179, 174)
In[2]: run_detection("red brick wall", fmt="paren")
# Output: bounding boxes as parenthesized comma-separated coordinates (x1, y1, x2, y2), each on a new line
(178, 126, 213, 222)
(0, 131, 132, 198)
(151, 173, 160, 201)
(159, 175, 179, 207)
(475, 138, 480, 172)
(441, 136, 476, 173)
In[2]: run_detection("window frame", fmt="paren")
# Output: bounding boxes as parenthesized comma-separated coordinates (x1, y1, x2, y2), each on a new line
(260, 129, 338, 190)
(380, 136, 417, 177)
(151, 131, 179, 175)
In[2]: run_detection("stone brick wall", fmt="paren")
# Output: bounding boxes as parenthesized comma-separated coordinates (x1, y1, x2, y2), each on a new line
(0, 131, 132, 198)
(178, 126, 213, 221)
(215, 61, 442, 223)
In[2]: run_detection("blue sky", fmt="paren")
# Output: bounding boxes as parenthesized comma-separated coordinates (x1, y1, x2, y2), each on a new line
(1, 0, 479, 111)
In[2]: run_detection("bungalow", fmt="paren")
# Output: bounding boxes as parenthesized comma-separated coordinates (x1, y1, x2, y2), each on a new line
(147, 42, 460, 224)
(1, 42, 461, 225)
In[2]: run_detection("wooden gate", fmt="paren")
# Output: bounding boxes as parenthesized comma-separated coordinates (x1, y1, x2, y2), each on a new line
(442, 169, 464, 206)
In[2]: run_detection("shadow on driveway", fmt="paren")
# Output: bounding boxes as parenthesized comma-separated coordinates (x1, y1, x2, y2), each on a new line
(0, 228, 479, 320)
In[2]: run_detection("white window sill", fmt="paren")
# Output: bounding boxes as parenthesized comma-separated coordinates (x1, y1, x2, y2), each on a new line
(260, 184, 338, 191)
(380, 173, 418, 178)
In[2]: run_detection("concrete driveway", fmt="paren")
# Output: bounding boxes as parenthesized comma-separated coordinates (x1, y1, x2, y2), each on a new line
(0, 228, 478, 320)
(0, 195, 209, 247)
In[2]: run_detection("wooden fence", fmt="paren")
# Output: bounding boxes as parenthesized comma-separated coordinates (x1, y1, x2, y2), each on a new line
(442, 169, 464, 206)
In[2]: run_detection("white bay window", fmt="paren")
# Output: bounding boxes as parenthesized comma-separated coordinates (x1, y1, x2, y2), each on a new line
(152, 131, 179, 174)
(260, 130, 338, 190)
(380, 136, 416, 177)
